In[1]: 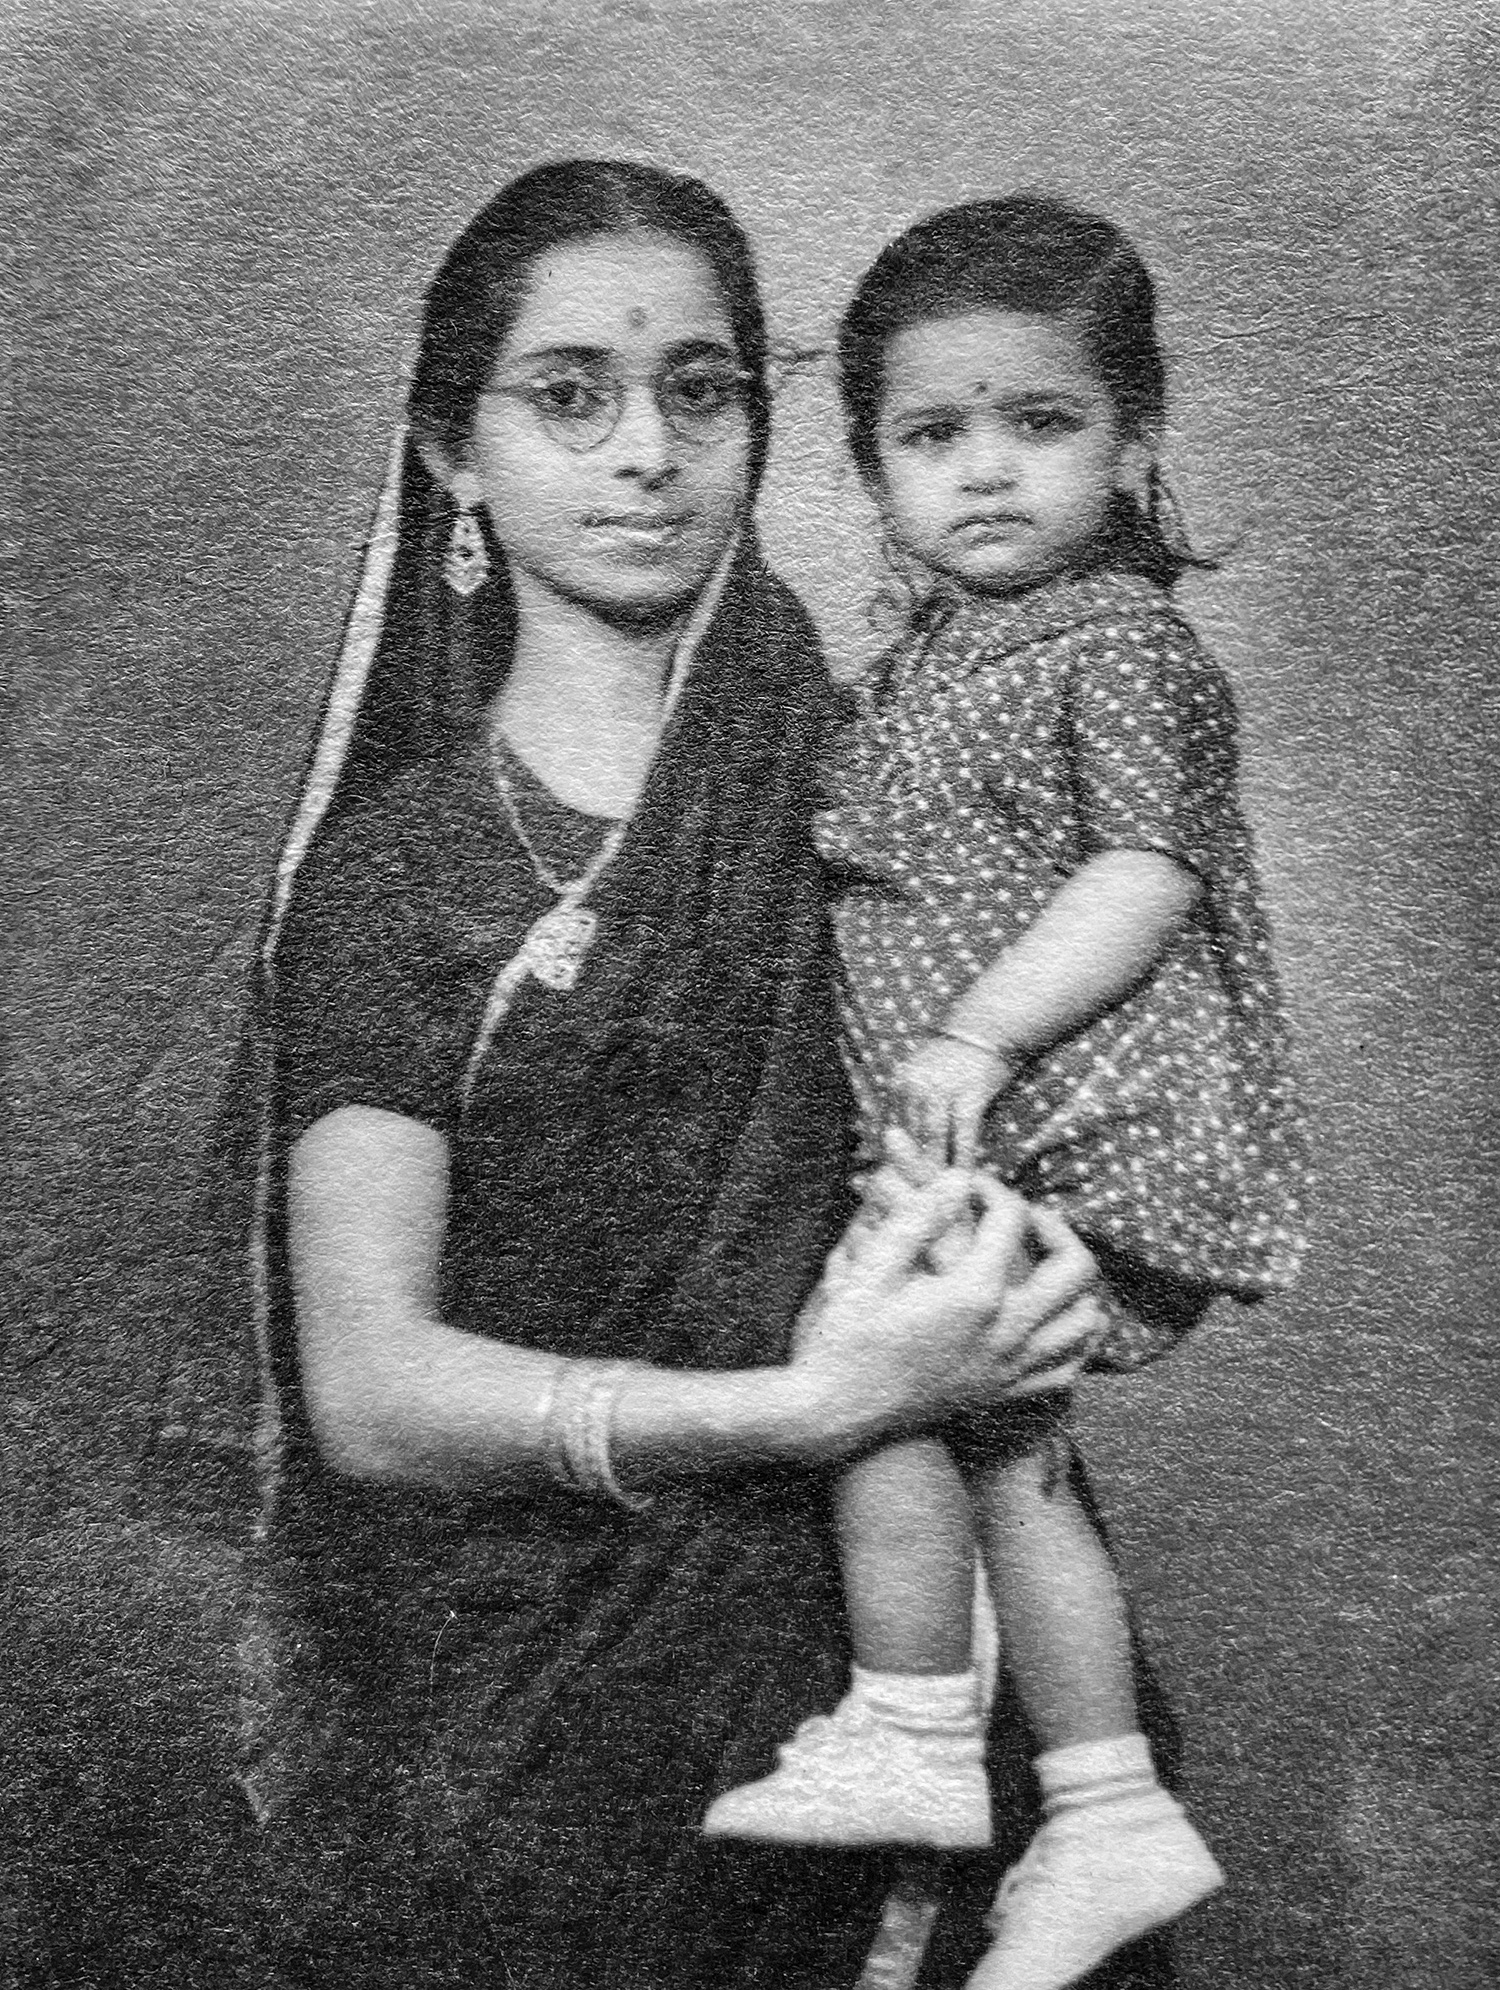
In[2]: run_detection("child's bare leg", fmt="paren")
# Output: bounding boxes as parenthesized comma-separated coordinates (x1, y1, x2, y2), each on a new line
(969, 1417, 1136, 1748)
(959, 1402, 1223, 1990)
(702, 1435, 991, 1847)
(837, 1434, 973, 1674)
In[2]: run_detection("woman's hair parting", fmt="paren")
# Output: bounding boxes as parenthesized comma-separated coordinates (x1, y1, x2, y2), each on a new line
(837, 193, 1208, 588)
(409, 157, 773, 492)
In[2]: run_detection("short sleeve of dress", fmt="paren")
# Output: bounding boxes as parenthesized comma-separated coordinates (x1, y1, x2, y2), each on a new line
(272, 806, 466, 1144)
(1065, 610, 1240, 881)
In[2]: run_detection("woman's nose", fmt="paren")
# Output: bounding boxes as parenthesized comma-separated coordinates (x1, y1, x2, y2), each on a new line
(607, 382, 677, 480)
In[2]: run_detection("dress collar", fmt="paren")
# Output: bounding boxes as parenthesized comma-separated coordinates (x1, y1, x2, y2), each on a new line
(921, 567, 1171, 669)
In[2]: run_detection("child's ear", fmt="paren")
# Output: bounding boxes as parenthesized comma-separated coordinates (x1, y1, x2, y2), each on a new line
(1113, 433, 1158, 507)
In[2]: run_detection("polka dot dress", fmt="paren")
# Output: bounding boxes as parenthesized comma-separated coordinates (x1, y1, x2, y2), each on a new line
(815, 569, 1308, 1365)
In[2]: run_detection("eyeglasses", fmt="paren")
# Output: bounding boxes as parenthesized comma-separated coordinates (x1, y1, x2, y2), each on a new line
(482, 355, 755, 453)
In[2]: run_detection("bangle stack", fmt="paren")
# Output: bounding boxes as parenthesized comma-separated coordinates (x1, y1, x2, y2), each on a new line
(539, 1358, 654, 1513)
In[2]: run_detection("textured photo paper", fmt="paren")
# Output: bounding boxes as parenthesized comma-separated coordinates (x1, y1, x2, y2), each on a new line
(5, 5, 1496, 1985)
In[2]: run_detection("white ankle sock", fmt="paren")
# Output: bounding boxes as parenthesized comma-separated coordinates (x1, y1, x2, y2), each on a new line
(1036, 1732, 1160, 1815)
(849, 1665, 981, 1734)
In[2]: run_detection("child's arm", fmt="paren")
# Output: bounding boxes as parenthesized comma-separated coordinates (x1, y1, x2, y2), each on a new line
(895, 848, 1201, 1166)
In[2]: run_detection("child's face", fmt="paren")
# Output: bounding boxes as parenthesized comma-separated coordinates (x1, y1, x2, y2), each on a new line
(874, 311, 1147, 596)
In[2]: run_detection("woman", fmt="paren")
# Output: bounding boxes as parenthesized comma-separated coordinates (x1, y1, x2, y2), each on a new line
(243, 160, 1105, 1989)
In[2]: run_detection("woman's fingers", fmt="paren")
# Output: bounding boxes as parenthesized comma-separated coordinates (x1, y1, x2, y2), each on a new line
(1010, 1290, 1105, 1368)
(926, 1175, 1030, 1297)
(1006, 1353, 1090, 1398)
(1000, 1234, 1098, 1346)
(1027, 1200, 1093, 1260)
(1019, 1207, 1098, 1301)
(851, 1172, 975, 1287)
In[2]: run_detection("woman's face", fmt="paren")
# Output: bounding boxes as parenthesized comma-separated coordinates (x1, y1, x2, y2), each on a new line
(459, 230, 752, 625)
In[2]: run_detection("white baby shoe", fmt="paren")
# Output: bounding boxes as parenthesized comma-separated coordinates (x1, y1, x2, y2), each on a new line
(965, 1790, 1224, 1990)
(702, 1694, 992, 1849)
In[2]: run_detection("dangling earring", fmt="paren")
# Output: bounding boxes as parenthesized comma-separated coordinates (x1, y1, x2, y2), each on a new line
(443, 504, 490, 597)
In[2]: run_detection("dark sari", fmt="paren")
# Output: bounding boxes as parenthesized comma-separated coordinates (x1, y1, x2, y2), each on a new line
(241, 445, 1178, 1989)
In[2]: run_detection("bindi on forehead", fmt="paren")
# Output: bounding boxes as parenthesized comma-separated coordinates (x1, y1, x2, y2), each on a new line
(626, 306, 649, 331)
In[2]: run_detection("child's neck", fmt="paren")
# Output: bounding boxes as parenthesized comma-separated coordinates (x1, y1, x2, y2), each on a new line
(927, 544, 1123, 620)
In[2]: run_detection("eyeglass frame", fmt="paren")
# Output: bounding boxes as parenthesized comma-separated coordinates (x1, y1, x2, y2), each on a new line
(478, 348, 760, 455)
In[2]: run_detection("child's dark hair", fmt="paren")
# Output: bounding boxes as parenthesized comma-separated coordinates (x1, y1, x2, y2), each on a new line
(837, 193, 1209, 590)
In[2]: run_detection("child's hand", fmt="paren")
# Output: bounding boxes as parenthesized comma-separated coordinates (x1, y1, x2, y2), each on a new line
(873, 1125, 940, 1190)
(857, 1133, 988, 1274)
(812, 1162, 970, 1310)
(834, 1142, 975, 1286)
(893, 1033, 1014, 1170)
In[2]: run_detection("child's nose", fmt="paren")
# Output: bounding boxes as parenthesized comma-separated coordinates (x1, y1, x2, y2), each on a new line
(958, 427, 1021, 489)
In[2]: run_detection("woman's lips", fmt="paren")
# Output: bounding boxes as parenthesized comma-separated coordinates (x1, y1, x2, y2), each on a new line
(582, 511, 687, 548)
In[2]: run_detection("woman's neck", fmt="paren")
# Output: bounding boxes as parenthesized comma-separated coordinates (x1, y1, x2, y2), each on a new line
(493, 573, 684, 817)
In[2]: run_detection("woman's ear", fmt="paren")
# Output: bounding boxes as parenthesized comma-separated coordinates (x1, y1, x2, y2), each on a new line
(415, 431, 482, 512)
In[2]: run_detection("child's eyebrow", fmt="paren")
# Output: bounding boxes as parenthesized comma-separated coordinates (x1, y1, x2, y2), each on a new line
(883, 386, 1095, 423)
(884, 398, 969, 424)
(992, 387, 1094, 407)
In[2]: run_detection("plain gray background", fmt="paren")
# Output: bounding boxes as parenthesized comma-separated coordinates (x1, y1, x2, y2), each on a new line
(5, 3, 1497, 1984)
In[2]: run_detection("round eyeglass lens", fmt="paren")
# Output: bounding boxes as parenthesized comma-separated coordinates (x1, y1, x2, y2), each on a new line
(490, 361, 751, 453)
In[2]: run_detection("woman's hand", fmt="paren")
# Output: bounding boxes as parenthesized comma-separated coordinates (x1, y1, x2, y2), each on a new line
(988, 1203, 1108, 1396)
(793, 1174, 1099, 1436)
(893, 1033, 1014, 1169)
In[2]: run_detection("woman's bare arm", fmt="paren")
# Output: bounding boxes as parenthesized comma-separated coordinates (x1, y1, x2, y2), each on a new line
(290, 1105, 870, 1491)
(290, 1106, 1100, 1496)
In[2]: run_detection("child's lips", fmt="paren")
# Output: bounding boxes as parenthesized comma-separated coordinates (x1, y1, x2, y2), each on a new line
(952, 510, 1030, 539)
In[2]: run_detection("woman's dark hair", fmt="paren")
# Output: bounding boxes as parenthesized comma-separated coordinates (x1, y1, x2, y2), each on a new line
(410, 157, 772, 493)
(837, 193, 1208, 589)
(342, 161, 770, 797)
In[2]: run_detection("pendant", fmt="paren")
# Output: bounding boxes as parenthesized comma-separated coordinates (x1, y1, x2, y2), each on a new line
(521, 902, 598, 991)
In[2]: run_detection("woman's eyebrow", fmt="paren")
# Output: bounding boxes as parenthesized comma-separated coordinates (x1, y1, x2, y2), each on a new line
(506, 342, 611, 368)
(661, 335, 739, 362)
(505, 335, 739, 370)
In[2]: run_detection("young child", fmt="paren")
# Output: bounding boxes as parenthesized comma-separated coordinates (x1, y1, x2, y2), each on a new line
(703, 195, 1307, 1990)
